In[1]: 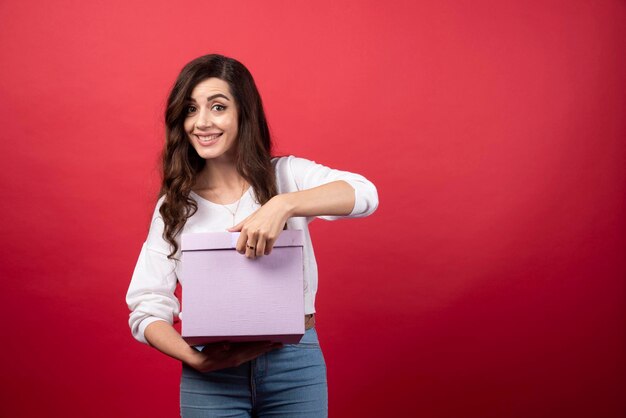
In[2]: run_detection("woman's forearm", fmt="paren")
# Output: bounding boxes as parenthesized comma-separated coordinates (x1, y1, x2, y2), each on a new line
(144, 319, 282, 372)
(228, 180, 356, 257)
(144, 320, 200, 365)
(281, 180, 355, 218)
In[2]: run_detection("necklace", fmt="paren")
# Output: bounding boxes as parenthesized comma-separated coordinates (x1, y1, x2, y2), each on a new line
(219, 180, 247, 227)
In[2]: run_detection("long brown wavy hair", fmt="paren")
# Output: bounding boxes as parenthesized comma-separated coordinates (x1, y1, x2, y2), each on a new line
(158, 54, 277, 259)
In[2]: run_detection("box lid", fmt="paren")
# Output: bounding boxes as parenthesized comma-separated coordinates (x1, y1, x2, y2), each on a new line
(181, 229, 304, 252)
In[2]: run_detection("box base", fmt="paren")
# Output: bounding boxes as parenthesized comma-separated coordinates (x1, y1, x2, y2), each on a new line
(183, 333, 304, 346)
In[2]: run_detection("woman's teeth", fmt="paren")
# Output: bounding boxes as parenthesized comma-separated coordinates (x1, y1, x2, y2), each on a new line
(197, 133, 222, 142)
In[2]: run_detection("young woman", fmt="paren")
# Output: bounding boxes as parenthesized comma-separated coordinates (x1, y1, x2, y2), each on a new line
(126, 54, 378, 417)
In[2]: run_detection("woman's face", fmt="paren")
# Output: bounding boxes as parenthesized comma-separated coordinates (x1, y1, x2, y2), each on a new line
(184, 77, 239, 163)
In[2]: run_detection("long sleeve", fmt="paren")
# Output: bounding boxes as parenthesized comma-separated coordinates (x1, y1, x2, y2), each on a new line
(126, 198, 181, 345)
(284, 155, 379, 221)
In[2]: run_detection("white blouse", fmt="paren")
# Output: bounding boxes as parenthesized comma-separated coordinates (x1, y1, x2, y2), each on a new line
(126, 155, 379, 344)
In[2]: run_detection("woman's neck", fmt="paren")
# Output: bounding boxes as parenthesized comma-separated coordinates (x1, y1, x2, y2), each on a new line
(192, 160, 250, 206)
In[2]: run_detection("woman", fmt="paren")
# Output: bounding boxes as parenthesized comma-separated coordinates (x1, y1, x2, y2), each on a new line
(126, 54, 378, 417)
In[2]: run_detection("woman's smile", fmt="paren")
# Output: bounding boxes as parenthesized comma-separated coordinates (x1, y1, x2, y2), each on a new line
(195, 133, 223, 146)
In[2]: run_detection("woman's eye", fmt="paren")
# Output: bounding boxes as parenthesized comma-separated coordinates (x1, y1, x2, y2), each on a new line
(212, 104, 226, 111)
(186, 105, 197, 114)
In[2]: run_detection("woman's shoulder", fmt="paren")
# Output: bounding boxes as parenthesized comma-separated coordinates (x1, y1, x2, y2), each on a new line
(271, 154, 314, 163)
(151, 194, 167, 219)
(271, 154, 294, 164)
(142, 195, 171, 253)
(271, 154, 318, 172)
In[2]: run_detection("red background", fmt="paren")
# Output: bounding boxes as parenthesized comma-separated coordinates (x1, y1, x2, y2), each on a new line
(1, 1, 625, 417)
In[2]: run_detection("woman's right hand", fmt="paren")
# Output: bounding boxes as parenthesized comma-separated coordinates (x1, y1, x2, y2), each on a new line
(186, 341, 283, 373)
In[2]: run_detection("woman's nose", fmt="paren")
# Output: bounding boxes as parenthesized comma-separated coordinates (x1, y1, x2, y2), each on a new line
(195, 108, 212, 128)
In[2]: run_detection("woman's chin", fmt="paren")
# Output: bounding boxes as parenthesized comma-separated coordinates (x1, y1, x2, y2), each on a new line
(196, 148, 237, 162)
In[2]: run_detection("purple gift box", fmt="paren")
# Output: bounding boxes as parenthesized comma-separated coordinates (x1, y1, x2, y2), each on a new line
(180, 230, 305, 345)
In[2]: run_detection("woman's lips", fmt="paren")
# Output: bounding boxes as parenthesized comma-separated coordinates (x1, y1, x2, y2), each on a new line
(195, 133, 222, 146)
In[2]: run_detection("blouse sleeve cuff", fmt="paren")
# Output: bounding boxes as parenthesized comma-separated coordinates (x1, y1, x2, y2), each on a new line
(137, 317, 170, 345)
(341, 178, 379, 218)
(316, 179, 374, 221)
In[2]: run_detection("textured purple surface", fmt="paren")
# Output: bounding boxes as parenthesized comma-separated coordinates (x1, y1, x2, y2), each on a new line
(181, 230, 305, 345)
(181, 229, 304, 251)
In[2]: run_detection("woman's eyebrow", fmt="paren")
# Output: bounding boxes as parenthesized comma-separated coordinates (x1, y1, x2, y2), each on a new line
(186, 93, 231, 102)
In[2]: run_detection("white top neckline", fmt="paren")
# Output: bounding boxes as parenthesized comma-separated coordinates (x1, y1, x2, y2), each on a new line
(189, 186, 254, 208)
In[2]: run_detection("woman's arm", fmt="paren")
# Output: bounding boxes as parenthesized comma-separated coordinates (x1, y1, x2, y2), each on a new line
(144, 320, 200, 363)
(284, 155, 379, 220)
(144, 321, 280, 372)
(228, 155, 379, 259)
(282, 180, 356, 218)
(229, 164, 378, 258)
(228, 180, 355, 258)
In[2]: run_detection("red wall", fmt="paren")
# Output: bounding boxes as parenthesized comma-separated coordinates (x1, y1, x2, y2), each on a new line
(1, 1, 624, 417)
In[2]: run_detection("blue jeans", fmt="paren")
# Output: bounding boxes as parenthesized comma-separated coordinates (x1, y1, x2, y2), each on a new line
(180, 327, 328, 417)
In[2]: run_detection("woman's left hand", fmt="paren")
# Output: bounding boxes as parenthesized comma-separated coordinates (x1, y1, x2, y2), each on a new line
(227, 195, 292, 259)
